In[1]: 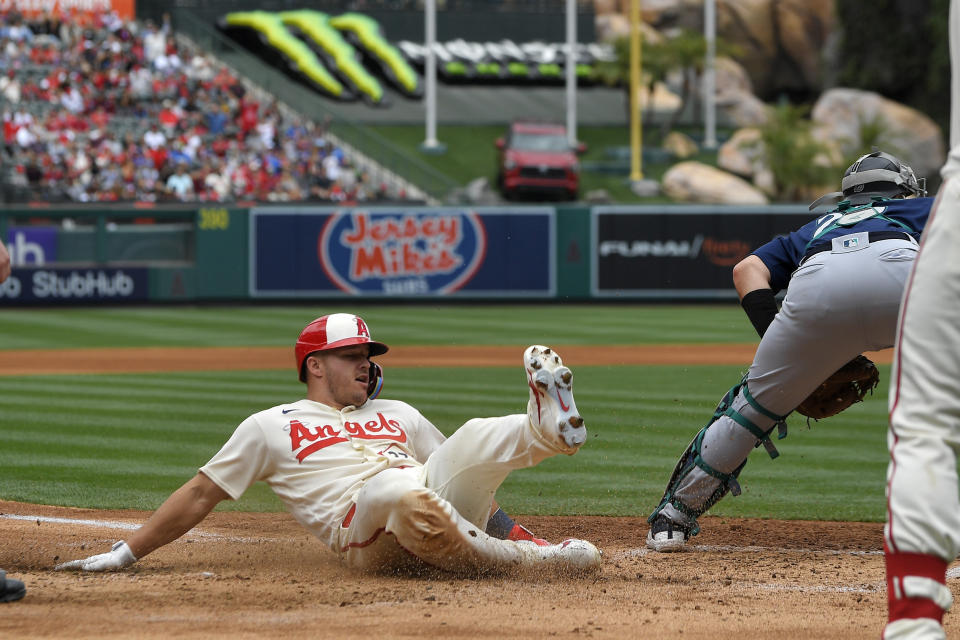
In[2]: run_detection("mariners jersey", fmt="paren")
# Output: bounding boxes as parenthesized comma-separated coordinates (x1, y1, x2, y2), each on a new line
(752, 197, 934, 292)
(199, 397, 446, 550)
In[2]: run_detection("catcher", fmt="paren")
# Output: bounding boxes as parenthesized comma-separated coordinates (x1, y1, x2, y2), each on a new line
(647, 150, 933, 551)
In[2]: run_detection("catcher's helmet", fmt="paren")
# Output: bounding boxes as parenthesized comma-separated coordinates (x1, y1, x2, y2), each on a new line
(295, 313, 389, 382)
(809, 150, 926, 210)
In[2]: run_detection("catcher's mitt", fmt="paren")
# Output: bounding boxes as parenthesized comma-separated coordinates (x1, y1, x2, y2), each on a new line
(795, 355, 881, 420)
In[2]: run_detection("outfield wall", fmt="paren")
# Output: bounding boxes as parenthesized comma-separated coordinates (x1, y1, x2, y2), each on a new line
(0, 205, 811, 305)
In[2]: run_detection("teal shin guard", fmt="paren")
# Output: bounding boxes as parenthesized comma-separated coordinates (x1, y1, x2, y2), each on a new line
(648, 378, 788, 535)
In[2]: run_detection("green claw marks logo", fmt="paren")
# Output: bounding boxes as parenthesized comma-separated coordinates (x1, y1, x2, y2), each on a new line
(219, 10, 420, 105)
(218, 11, 613, 104)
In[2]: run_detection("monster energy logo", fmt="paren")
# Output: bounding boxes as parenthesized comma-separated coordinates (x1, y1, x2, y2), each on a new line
(220, 11, 613, 104)
(396, 39, 612, 83)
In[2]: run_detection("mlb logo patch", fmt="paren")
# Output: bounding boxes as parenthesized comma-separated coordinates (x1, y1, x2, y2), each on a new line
(842, 238, 859, 249)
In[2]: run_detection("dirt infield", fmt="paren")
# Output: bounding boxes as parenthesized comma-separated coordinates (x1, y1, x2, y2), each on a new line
(0, 344, 945, 639)
(0, 343, 894, 375)
(0, 502, 913, 639)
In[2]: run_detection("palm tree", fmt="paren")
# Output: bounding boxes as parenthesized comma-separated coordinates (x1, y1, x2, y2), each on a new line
(593, 28, 740, 141)
(758, 103, 836, 202)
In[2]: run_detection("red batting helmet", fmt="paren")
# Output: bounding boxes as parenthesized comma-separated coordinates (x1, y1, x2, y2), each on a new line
(295, 314, 389, 382)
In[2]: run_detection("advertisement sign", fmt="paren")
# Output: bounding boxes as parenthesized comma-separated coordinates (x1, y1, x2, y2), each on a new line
(396, 39, 612, 85)
(219, 10, 609, 100)
(6, 226, 57, 266)
(592, 206, 811, 299)
(0, 0, 135, 20)
(0, 267, 149, 304)
(250, 207, 555, 298)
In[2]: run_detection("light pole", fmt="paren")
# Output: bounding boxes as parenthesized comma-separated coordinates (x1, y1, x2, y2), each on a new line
(421, 0, 446, 154)
(566, 0, 577, 148)
(629, 0, 642, 181)
(628, 0, 659, 196)
(703, 0, 718, 149)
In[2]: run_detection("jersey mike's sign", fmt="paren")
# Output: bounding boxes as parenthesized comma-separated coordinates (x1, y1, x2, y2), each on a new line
(319, 210, 485, 295)
(250, 206, 555, 298)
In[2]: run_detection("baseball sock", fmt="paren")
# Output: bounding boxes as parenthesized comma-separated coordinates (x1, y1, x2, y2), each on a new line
(886, 550, 951, 625)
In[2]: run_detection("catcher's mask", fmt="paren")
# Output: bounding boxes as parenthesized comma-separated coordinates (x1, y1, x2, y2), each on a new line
(809, 150, 926, 210)
(295, 313, 389, 383)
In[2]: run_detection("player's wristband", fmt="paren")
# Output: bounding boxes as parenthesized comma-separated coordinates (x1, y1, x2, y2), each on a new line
(740, 288, 779, 338)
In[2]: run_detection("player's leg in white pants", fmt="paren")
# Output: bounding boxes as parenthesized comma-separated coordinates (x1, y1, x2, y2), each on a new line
(664, 240, 917, 522)
(884, 179, 960, 639)
(338, 346, 599, 574)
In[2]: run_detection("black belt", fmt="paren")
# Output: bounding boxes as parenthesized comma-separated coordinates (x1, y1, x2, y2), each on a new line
(802, 230, 915, 262)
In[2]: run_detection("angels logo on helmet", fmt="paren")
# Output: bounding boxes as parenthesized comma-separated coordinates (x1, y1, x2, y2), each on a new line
(295, 313, 389, 383)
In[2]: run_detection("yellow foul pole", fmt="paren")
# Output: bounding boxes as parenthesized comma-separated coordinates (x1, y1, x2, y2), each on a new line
(629, 0, 643, 181)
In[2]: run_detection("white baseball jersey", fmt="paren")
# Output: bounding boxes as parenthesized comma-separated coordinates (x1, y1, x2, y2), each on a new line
(200, 398, 447, 550)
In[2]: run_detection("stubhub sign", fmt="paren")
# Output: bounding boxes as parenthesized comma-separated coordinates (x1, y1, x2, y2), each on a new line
(0, 268, 149, 304)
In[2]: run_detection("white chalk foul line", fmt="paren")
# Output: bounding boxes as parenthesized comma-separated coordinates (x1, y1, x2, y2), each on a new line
(2, 513, 139, 530)
(0, 513, 278, 543)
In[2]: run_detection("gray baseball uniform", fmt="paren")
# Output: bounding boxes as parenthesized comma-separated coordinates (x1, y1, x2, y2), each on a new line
(648, 167, 932, 549)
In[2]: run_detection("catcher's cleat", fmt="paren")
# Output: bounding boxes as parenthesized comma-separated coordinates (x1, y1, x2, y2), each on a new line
(516, 538, 602, 575)
(646, 514, 693, 552)
(0, 570, 25, 603)
(524, 345, 586, 454)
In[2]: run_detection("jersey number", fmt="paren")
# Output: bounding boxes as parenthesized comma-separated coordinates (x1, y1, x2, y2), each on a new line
(813, 207, 885, 241)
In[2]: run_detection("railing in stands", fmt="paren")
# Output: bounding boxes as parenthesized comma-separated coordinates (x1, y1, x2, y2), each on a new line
(171, 9, 461, 205)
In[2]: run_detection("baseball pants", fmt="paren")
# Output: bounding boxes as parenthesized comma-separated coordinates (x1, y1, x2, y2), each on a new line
(336, 414, 560, 572)
(670, 235, 918, 515)
(886, 179, 960, 560)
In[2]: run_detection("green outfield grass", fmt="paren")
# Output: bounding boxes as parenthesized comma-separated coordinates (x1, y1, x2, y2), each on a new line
(0, 304, 758, 350)
(0, 304, 893, 523)
(367, 124, 721, 203)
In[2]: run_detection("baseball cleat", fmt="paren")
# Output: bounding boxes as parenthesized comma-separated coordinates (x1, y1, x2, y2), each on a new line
(0, 570, 25, 603)
(524, 345, 586, 453)
(883, 617, 948, 640)
(646, 514, 692, 552)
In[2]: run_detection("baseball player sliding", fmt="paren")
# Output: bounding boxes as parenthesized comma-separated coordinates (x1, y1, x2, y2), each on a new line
(56, 314, 601, 575)
(647, 151, 933, 551)
(883, 1, 960, 638)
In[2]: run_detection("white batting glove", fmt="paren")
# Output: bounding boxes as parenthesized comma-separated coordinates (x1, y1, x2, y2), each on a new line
(55, 541, 137, 571)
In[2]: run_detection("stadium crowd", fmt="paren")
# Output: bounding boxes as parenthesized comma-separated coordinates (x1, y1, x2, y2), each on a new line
(0, 9, 400, 204)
